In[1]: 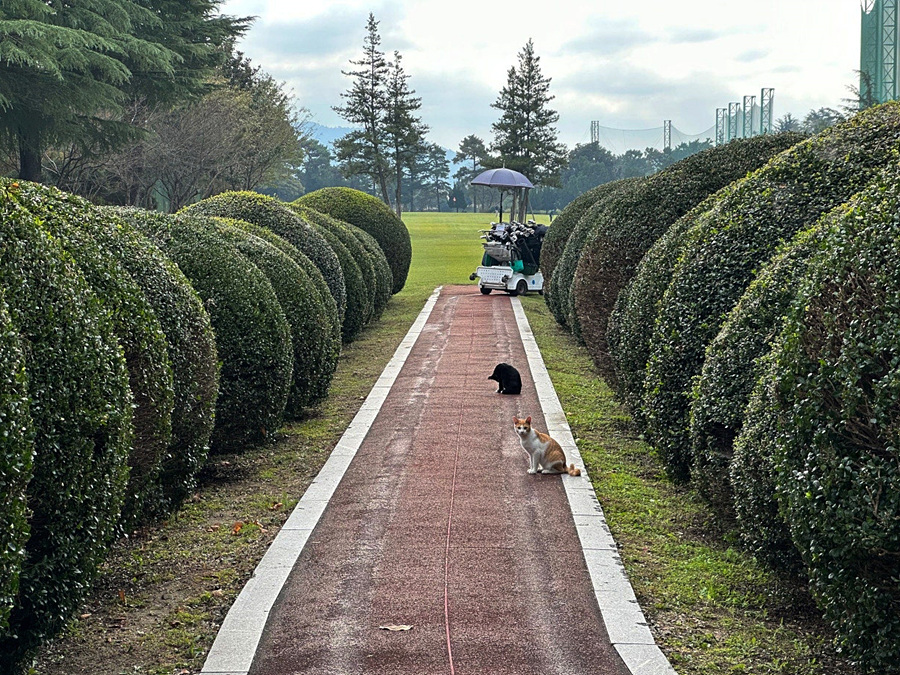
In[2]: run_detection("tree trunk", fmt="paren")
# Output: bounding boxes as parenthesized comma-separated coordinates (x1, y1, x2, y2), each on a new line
(18, 128, 43, 182)
(394, 164, 403, 217)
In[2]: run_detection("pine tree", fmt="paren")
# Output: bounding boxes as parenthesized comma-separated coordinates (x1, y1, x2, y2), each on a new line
(453, 134, 488, 212)
(333, 13, 392, 205)
(384, 51, 427, 217)
(0, 0, 247, 182)
(487, 39, 567, 187)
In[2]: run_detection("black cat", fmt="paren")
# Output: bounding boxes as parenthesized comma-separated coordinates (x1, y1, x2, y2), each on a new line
(488, 363, 522, 395)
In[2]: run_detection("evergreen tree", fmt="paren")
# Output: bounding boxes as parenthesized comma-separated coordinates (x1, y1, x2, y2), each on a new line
(384, 50, 427, 217)
(0, 0, 247, 182)
(333, 13, 392, 205)
(454, 134, 488, 211)
(424, 142, 450, 211)
(487, 39, 567, 187)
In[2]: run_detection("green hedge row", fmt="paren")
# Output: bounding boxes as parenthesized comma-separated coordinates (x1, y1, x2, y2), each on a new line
(295, 187, 409, 295)
(292, 205, 370, 343)
(0, 182, 133, 665)
(132, 211, 293, 452)
(0, 183, 402, 667)
(545, 177, 643, 333)
(572, 133, 804, 385)
(690, 225, 821, 517)
(606, 195, 719, 425)
(541, 181, 619, 286)
(182, 191, 347, 327)
(643, 102, 900, 482)
(743, 167, 900, 670)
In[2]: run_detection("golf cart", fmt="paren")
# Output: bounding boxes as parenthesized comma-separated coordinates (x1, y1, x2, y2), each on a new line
(468, 168, 546, 296)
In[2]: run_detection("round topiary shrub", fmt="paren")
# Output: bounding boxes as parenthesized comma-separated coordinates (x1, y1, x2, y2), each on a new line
(763, 167, 900, 670)
(643, 102, 900, 482)
(730, 357, 802, 573)
(573, 133, 804, 385)
(689, 224, 822, 517)
(0, 294, 32, 634)
(541, 181, 618, 286)
(0, 182, 132, 666)
(548, 177, 644, 330)
(291, 205, 375, 335)
(346, 222, 392, 320)
(290, 206, 369, 342)
(181, 191, 347, 325)
(210, 217, 342, 418)
(606, 195, 718, 426)
(295, 187, 411, 294)
(109, 207, 220, 515)
(135, 211, 293, 452)
(227, 220, 339, 408)
(5, 180, 173, 529)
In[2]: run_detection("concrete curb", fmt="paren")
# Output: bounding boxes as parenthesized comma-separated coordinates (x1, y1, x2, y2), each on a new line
(199, 287, 443, 675)
(511, 296, 678, 675)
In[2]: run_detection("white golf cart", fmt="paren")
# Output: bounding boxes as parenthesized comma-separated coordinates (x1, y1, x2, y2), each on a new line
(468, 168, 546, 296)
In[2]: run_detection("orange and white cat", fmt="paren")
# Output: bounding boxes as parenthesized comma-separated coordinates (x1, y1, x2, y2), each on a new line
(513, 416, 581, 476)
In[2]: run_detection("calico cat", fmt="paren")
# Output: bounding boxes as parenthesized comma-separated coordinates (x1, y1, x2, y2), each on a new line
(489, 362, 522, 395)
(514, 416, 581, 476)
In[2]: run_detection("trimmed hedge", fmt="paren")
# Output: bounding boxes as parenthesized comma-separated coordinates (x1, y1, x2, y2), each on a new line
(295, 187, 411, 294)
(643, 102, 900, 482)
(0, 294, 31, 634)
(689, 225, 821, 517)
(572, 133, 804, 384)
(110, 208, 220, 514)
(541, 181, 618, 284)
(763, 168, 900, 670)
(135, 212, 293, 452)
(181, 191, 347, 325)
(606, 195, 718, 425)
(0, 182, 132, 665)
(547, 177, 644, 331)
(291, 206, 368, 342)
(347, 222, 392, 320)
(5, 180, 173, 528)
(227, 220, 339, 408)
(210, 217, 340, 417)
(730, 357, 801, 572)
(291, 205, 375, 336)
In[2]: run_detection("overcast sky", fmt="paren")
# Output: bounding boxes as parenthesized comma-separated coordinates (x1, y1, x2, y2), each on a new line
(219, 0, 862, 151)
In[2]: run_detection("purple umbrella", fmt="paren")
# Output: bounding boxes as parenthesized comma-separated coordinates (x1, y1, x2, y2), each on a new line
(470, 168, 534, 189)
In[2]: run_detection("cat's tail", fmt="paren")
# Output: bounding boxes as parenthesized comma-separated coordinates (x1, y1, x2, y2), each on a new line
(567, 464, 581, 477)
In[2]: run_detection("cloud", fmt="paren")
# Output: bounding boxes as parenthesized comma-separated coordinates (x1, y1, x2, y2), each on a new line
(736, 48, 769, 63)
(666, 27, 723, 44)
(557, 19, 657, 57)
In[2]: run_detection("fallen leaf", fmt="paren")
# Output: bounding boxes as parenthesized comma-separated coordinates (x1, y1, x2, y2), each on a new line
(232, 521, 243, 535)
(118, 590, 126, 605)
(379, 624, 413, 632)
(80, 613, 92, 620)
(269, 501, 283, 511)
(208, 523, 221, 532)
(253, 519, 268, 532)
(211, 589, 224, 597)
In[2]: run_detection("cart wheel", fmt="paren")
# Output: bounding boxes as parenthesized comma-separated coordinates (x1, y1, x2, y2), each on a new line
(515, 280, 528, 296)
(480, 287, 492, 295)
(538, 289, 544, 295)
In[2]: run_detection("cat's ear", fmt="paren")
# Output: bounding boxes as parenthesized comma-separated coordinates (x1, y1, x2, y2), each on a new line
(512, 416, 519, 423)
(526, 415, 532, 423)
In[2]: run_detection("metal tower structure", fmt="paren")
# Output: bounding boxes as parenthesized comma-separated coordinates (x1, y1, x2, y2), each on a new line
(861, 0, 899, 104)
(759, 88, 774, 134)
(715, 108, 727, 145)
(590, 120, 600, 144)
(728, 102, 741, 140)
(663, 120, 672, 151)
(743, 95, 756, 138)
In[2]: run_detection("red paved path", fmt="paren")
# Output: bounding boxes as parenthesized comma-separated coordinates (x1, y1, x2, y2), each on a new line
(248, 285, 628, 675)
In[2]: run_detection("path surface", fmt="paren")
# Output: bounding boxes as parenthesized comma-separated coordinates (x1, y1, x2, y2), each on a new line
(217, 286, 634, 674)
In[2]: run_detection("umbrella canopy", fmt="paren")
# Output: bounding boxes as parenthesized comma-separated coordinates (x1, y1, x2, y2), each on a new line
(470, 168, 534, 189)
